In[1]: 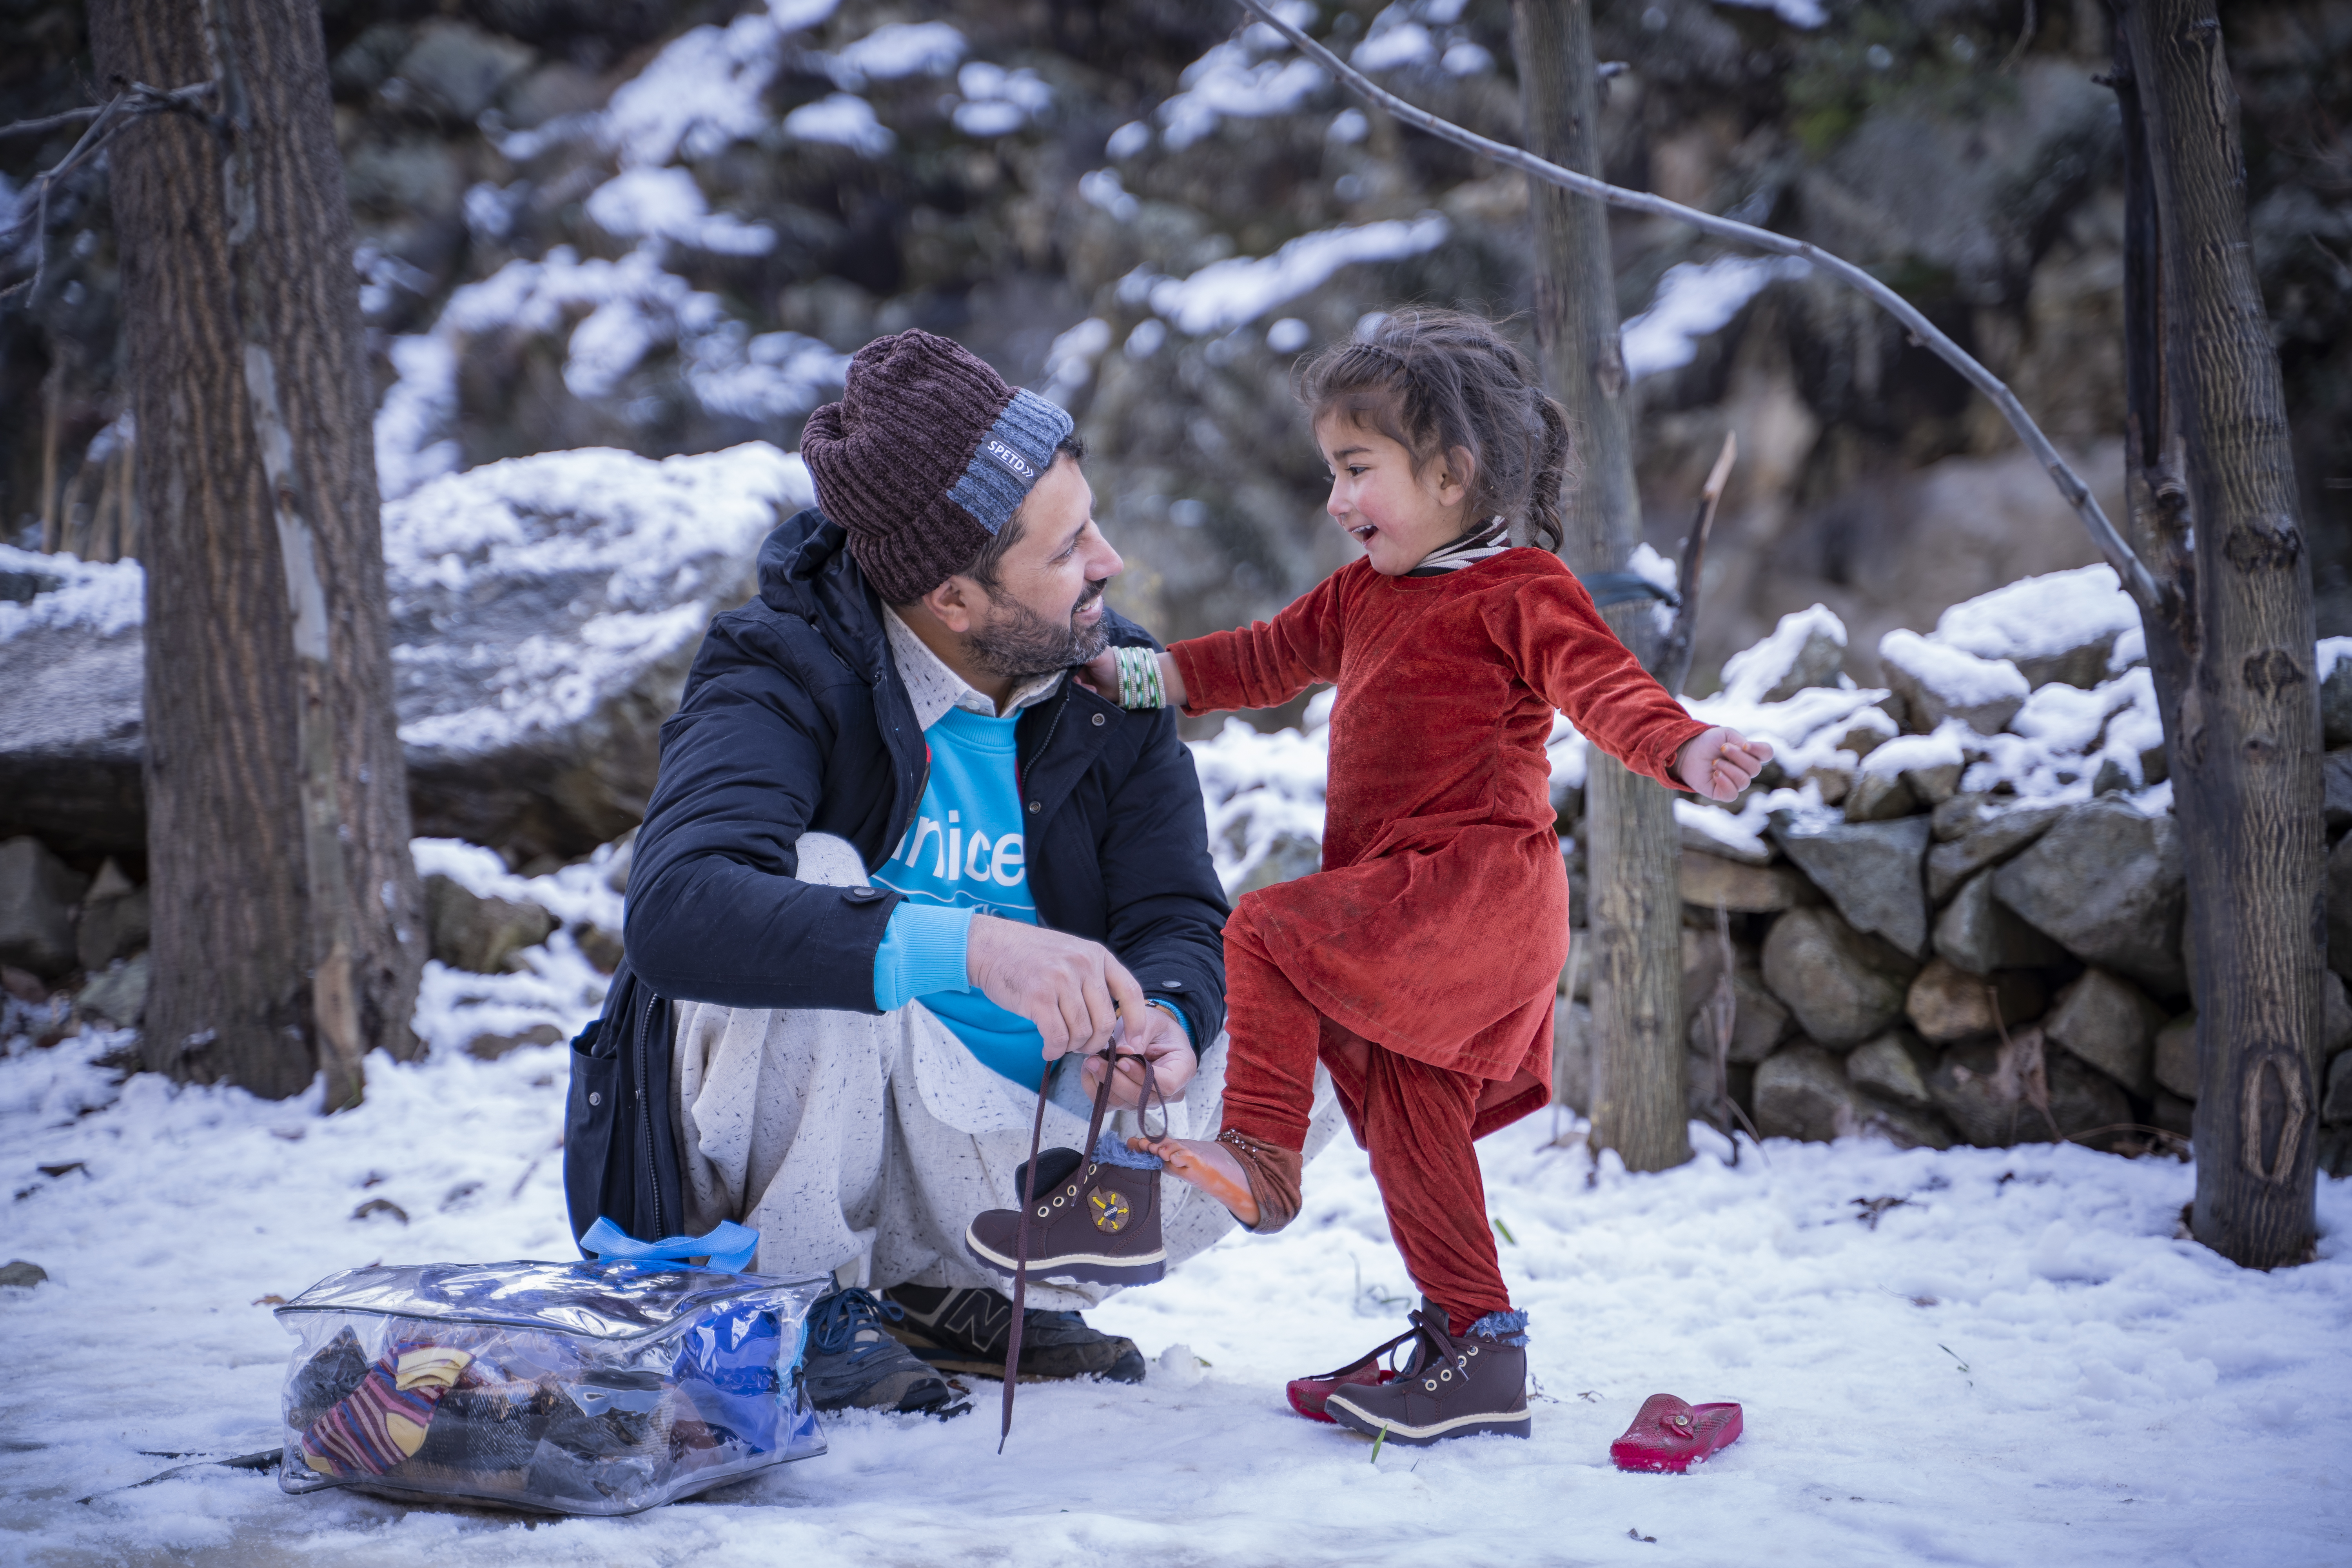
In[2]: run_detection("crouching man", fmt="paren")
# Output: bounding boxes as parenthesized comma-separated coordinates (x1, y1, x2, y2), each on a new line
(566, 329, 1328, 1417)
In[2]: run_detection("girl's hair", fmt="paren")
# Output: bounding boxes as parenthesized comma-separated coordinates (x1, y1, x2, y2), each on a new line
(1296, 307, 1573, 555)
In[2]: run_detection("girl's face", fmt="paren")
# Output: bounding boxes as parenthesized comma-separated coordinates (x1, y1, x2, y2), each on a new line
(1313, 413, 1473, 577)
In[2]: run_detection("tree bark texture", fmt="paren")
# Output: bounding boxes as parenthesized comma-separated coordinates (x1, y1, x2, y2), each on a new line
(90, 0, 424, 1103)
(1515, 0, 1688, 1172)
(2112, 0, 2321, 1267)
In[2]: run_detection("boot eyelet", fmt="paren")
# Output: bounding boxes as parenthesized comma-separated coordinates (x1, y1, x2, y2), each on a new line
(1467, 1346, 1479, 1356)
(1036, 1207, 1049, 1218)
(1439, 1369, 1452, 1381)
(1053, 1197, 1065, 1207)
(1423, 1379, 1438, 1391)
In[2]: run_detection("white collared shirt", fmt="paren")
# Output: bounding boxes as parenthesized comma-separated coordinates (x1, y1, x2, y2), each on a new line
(880, 604, 1065, 729)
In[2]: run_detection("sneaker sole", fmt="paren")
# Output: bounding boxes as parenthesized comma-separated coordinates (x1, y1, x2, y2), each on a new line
(1323, 1391, 1531, 1446)
(962, 1229, 1167, 1287)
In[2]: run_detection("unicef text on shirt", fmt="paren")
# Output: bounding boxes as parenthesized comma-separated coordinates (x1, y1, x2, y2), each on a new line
(897, 816, 1026, 887)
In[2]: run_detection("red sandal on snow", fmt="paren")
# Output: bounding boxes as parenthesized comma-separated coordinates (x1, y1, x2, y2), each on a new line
(1609, 1393, 1743, 1473)
(1286, 1326, 1420, 1423)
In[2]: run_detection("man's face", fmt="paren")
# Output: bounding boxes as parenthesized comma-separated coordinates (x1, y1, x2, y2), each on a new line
(961, 454, 1124, 679)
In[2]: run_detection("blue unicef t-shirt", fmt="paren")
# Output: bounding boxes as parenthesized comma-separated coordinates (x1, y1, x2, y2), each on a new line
(868, 705, 1050, 1088)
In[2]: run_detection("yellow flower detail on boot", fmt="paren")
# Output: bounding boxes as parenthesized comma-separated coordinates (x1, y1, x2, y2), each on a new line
(1088, 1186, 1131, 1232)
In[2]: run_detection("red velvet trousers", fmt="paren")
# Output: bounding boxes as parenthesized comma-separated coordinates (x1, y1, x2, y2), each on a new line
(1218, 901, 1517, 1330)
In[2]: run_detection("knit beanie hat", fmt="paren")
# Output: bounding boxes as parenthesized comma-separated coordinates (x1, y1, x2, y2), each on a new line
(800, 329, 1076, 603)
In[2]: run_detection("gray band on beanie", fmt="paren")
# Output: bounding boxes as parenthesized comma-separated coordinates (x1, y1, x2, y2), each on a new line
(947, 388, 1074, 537)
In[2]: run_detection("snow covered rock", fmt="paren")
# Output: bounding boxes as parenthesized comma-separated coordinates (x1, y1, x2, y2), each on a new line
(1904, 958, 2043, 1045)
(2043, 969, 2167, 1096)
(1877, 629, 2029, 736)
(1926, 799, 2064, 904)
(1930, 564, 2141, 691)
(1761, 906, 1916, 1048)
(0, 837, 90, 980)
(1933, 869, 2063, 975)
(0, 548, 147, 862)
(1769, 811, 1932, 958)
(1992, 799, 2185, 996)
(0, 447, 810, 864)
(1717, 604, 1847, 705)
(388, 443, 812, 858)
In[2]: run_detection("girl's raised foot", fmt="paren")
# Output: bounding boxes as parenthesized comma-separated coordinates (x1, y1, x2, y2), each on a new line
(1130, 1134, 1258, 1228)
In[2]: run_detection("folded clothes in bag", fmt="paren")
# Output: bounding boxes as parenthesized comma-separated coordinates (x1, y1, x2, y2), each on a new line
(273, 1232, 828, 1515)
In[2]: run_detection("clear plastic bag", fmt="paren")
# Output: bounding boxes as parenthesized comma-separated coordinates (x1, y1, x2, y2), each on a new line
(274, 1258, 829, 1515)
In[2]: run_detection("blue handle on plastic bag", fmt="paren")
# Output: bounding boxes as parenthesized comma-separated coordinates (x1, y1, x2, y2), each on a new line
(579, 1216, 760, 1274)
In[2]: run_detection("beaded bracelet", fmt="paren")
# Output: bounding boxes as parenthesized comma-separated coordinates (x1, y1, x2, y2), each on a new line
(1112, 645, 1167, 710)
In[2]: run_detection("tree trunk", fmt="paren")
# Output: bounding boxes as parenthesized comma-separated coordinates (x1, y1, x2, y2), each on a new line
(2112, 0, 2321, 1267)
(1515, 0, 1688, 1171)
(90, 0, 424, 1104)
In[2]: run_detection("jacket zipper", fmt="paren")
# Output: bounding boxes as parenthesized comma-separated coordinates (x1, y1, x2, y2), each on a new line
(633, 985, 663, 1236)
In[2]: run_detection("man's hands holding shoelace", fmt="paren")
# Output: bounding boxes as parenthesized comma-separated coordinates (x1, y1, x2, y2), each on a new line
(965, 915, 1196, 1105)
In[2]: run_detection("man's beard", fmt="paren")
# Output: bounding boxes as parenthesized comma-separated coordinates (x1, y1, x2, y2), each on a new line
(966, 581, 1111, 679)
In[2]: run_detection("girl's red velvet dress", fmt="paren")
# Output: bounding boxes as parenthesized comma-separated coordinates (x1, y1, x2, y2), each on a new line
(1170, 546, 1709, 1324)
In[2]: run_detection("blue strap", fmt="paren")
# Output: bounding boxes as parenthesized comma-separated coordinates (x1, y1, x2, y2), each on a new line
(579, 1216, 760, 1274)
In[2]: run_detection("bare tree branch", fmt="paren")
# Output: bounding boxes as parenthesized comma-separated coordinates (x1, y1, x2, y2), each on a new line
(1229, 0, 2163, 611)
(0, 80, 218, 306)
(1658, 431, 1737, 696)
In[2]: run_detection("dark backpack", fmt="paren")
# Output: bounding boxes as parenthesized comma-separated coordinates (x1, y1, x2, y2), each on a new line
(563, 958, 686, 1247)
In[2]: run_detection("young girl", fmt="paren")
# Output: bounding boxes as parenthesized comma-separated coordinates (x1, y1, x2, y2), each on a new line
(1085, 309, 1768, 1446)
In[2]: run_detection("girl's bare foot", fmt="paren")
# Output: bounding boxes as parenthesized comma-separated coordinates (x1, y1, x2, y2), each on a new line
(1130, 1134, 1258, 1228)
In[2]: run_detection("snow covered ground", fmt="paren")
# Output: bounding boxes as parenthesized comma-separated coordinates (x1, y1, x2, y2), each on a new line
(4, 1022, 2349, 1567)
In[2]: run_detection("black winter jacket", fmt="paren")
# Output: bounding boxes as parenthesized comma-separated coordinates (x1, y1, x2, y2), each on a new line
(564, 508, 1229, 1245)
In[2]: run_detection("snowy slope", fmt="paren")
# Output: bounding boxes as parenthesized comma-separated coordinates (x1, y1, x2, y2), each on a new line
(3, 1027, 2348, 1567)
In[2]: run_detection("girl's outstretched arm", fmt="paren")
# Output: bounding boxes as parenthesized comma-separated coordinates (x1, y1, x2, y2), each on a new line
(1491, 566, 1721, 790)
(1152, 569, 1353, 717)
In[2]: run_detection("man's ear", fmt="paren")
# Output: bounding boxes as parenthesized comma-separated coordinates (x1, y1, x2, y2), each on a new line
(915, 573, 981, 635)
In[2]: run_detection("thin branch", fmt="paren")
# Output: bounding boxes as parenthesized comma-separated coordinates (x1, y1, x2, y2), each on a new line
(1658, 430, 1737, 695)
(1, 81, 218, 307)
(1229, 0, 2162, 612)
(0, 79, 216, 142)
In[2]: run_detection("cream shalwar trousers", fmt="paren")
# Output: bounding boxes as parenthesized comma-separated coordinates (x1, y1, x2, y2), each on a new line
(671, 833, 1345, 1311)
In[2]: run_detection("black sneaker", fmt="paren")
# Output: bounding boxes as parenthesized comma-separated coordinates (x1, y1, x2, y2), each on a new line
(801, 1287, 971, 1418)
(883, 1283, 1146, 1384)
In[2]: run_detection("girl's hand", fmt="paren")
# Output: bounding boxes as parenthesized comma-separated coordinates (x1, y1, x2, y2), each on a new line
(1075, 648, 1120, 701)
(1675, 727, 1773, 802)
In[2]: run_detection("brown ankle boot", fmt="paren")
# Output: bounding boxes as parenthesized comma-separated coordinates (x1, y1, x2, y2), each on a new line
(1218, 1128, 1304, 1234)
(1323, 1309, 1530, 1445)
(965, 1134, 1167, 1287)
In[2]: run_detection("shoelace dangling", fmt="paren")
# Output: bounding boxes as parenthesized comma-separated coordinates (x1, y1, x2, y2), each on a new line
(998, 1018, 1172, 1450)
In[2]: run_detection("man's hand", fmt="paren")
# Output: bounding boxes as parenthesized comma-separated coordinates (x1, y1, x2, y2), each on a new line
(1078, 1001, 1198, 1109)
(1675, 726, 1774, 802)
(966, 915, 1147, 1060)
